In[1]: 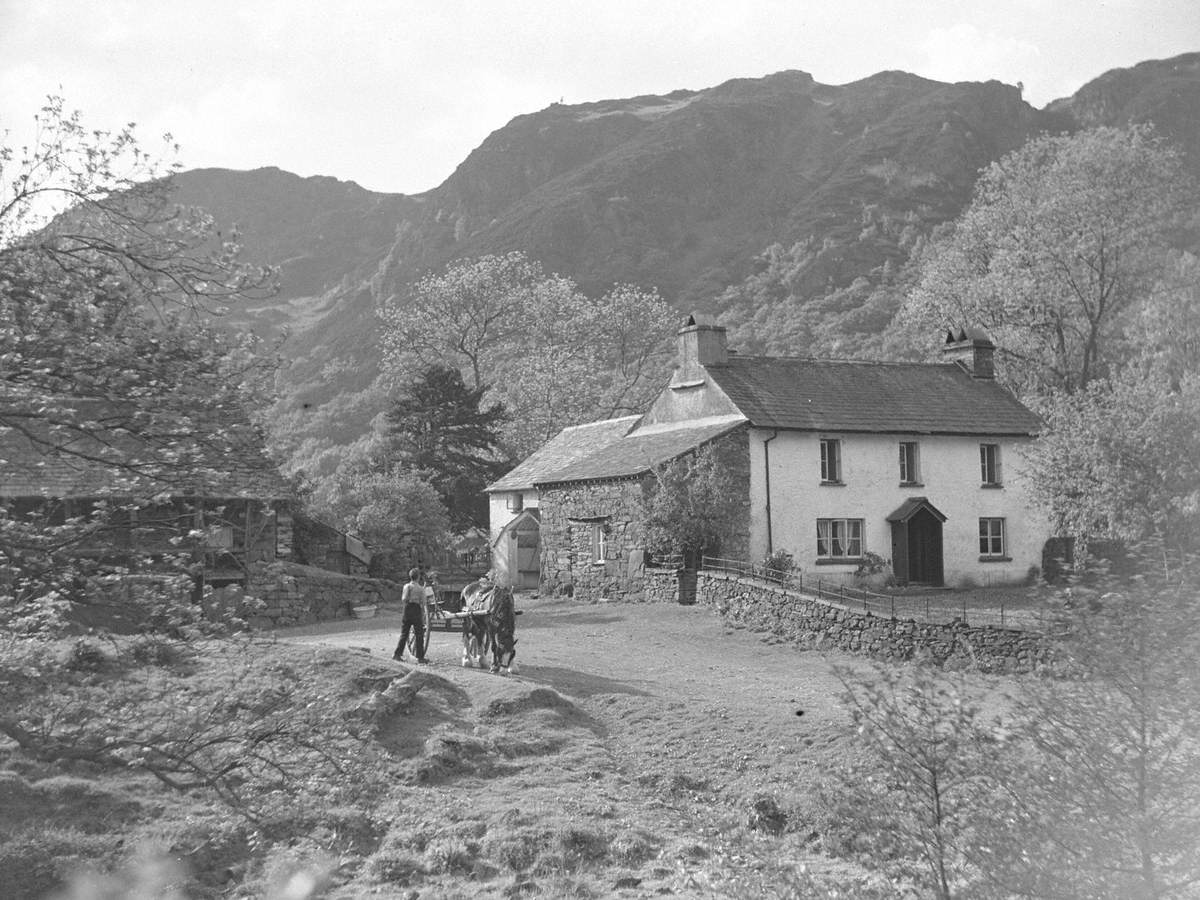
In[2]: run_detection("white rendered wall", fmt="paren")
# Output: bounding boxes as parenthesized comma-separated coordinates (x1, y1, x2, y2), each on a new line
(488, 489, 538, 580)
(748, 429, 1050, 587)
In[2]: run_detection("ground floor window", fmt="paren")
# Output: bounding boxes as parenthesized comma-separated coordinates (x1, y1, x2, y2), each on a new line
(817, 518, 863, 560)
(590, 522, 607, 563)
(979, 517, 1006, 557)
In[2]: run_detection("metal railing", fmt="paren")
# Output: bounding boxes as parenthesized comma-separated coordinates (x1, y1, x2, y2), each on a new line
(700, 555, 1060, 632)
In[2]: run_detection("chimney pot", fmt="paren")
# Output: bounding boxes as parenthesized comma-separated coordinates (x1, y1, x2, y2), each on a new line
(675, 315, 728, 380)
(942, 327, 996, 379)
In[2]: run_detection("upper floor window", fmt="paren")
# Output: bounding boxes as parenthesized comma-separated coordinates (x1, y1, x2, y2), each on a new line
(817, 518, 863, 560)
(820, 438, 842, 483)
(980, 443, 1002, 486)
(506, 492, 524, 512)
(979, 518, 1006, 557)
(899, 441, 920, 484)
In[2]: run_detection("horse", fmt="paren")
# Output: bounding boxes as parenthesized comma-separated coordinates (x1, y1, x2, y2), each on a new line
(460, 584, 518, 675)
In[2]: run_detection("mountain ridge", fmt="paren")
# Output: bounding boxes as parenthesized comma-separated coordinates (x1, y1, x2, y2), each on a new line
(168, 53, 1200, 439)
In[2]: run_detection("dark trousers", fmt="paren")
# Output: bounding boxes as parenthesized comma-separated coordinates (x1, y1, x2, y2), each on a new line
(395, 611, 424, 660)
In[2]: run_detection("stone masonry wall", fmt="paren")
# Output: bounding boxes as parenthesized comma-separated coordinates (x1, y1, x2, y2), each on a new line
(236, 561, 401, 628)
(697, 570, 1055, 672)
(538, 479, 649, 600)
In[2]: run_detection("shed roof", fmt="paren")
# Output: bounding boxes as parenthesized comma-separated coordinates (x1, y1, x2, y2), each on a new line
(486, 416, 641, 492)
(0, 418, 291, 500)
(536, 417, 745, 485)
(706, 356, 1041, 435)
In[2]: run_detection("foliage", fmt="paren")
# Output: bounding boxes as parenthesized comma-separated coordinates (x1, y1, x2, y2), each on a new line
(828, 550, 1200, 899)
(0, 97, 280, 626)
(0, 637, 384, 824)
(899, 125, 1193, 395)
(1026, 368, 1200, 552)
(638, 445, 742, 565)
(385, 364, 508, 532)
(831, 663, 996, 899)
(310, 465, 449, 560)
(379, 251, 676, 458)
(757, 549, 796, 584)
(977, 552, 1200, 899)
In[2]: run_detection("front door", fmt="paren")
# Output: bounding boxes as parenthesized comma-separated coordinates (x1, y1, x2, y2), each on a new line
(907, 508, 944, 586)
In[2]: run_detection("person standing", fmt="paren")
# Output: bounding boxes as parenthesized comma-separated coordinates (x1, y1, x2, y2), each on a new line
(394, 568, 428, 663)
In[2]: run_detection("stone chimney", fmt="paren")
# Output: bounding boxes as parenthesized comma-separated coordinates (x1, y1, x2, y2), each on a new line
(675, 314, 728, 382)
(942, 327, 996, 379)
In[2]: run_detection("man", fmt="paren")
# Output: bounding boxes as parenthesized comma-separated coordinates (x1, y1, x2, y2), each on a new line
(393, 568, 428, 663)
(461, 569, 494, 614)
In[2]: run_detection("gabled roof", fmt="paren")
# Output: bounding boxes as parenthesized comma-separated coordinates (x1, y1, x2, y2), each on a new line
(486, 416, 641, 492)
(887, 496, 948, 524)
(536, 416, 745, 486)
(0, 419, 291, 500)
(706, 356, 1041, 435)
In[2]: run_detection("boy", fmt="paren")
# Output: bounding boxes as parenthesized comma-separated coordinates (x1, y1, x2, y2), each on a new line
(393, 568, 428, 663)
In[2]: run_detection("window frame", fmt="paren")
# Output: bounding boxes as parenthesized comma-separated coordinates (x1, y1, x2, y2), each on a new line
(819, 438, 843, 484)
(979, 517, 1006, 558)
(506, 492, 524, 512)
(980, 443, 1002, 486)
(816, 517, 864, 562)
(899, 441, 921, 485)
(590, 522, 607, 564)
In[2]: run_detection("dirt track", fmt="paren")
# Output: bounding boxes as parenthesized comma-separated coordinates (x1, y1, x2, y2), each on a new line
(279, 595, 876, 896)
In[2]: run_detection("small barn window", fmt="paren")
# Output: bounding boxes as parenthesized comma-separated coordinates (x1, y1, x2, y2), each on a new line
(590, 522, 607, 563)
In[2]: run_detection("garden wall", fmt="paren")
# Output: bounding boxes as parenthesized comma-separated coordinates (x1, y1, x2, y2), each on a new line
(697, 570, 1055, 672)
(233, 562, 401, 628)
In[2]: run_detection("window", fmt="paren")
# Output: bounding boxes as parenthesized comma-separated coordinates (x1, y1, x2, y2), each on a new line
(820, 438, 842, 483)
(816, 518, 863, 560)
(506, 492, 524, 512)
(979, 518, 1006, 557)
(899, 441, 920, 484)
(980, 443, 1001, 486)
(590, 523, 607, 563)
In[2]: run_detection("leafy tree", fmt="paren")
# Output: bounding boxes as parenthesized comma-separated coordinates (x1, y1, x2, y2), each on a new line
(1026, 368, 1200, 552)
(310, 466, 449, 564)
(830, 664, 996, 899)
(638, 445, 742, 566)
(978, 553, 1200, 898)
(900, 125, 1193, 394)
(1, 97, 278, 627)
(385, 364, 508, 532)
(379, 251, 676, 458)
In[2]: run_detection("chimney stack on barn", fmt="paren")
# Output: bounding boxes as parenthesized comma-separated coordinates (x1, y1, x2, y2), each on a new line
(942, 327, 996, 379)
(675, 314, 728, 382)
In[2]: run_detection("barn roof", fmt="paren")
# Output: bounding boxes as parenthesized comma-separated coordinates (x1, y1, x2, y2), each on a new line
(0, 415, 291, 500)
(486, 415, 641, 492)
(535, 416, 745, 486)
(706, 356, 1041, 435)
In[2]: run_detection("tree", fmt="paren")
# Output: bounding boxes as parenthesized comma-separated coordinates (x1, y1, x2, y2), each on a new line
(900, 126, 1193, 395)
(379, 251, 676, 459)
(638, 445, 742, 566)
(1, 97, 278, 625)
(385, 364, 508, 532)
(1026, 367, 1200, 552)
(978, 553, 1200, 899)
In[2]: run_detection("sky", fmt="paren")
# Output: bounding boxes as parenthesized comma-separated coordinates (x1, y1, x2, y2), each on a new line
(1, 1, 1197, 195)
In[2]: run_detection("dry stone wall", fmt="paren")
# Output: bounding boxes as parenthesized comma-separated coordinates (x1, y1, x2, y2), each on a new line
(697, 570, 1054, 672)
(235, 561, 401, 628)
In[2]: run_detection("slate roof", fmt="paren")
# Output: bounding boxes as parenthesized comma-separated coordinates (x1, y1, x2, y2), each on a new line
(535, 417, 746, 486)
(0, 421, 291, 500)
(486, 416, 641, 492)
(706, 357, 1041, 435)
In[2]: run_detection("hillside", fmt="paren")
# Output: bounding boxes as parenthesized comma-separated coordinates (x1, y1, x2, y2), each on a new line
(174, 53, 1200, 438)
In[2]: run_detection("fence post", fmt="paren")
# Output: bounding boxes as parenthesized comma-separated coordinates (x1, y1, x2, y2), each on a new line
(1000, 600, 1005, 628)
(890, 594, 895, 620)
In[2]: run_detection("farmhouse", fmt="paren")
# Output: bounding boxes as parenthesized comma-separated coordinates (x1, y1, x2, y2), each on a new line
(487, 316, 1051, 599)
